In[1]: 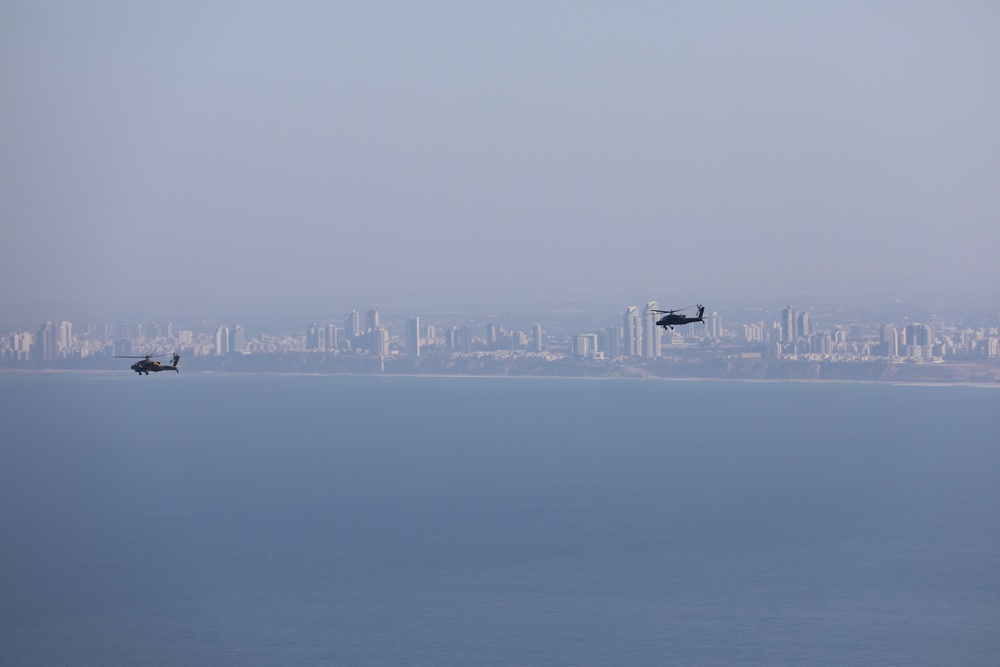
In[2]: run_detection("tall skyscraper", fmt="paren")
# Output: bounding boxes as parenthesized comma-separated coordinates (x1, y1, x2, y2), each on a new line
(365, 307, 379, 333)
(486, 324, 502, 350)
(603, 324, 622, 358)
(406, 317, 421, 357)
(215, 326, 230, 355)
(707, 312, 722, 339)
(906, 323, 933, 348)
(58, 321, 73, 354)
(642, 302, 661, 358)
(447, 327, 471, 354)
(370, 326, 389, 356)
(798, 311, 811, 338)
(880, 324, 899, 357)
(325, 324, 339, 351)
(229, 325, 245, 353)
(781, 306, 798, 343)
(345, 311, 361, 338)
(531, 323, 543, 353)
(35, 322, 57, 360)
(624, 307, 642, 357)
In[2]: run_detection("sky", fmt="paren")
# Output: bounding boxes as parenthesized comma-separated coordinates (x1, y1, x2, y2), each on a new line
(2, 1, 998, 320)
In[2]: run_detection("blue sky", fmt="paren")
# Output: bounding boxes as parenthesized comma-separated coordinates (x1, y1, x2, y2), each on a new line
(2, 1, 998, 315)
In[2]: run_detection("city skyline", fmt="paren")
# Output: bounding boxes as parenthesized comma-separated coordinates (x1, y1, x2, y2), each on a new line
(6, 295, 997, 372)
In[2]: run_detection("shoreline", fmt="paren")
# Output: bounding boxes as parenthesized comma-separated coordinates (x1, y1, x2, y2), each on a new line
(3, 367, 1000, 388)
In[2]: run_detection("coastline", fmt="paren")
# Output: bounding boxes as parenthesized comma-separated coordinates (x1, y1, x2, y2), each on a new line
(4, 359, 1000, 387)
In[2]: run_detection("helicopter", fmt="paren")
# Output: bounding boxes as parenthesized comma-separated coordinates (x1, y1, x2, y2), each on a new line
(114, 353, 180, 375)
(650, 305, 706, 331)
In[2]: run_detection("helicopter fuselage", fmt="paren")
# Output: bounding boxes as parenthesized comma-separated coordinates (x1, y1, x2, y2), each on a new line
(118, 354, 180, 375)
(653, 305, 707, 331)
(131, 360, 178, 375)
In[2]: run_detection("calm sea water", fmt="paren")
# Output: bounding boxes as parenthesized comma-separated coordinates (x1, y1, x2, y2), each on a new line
(1, 373, 998, 666)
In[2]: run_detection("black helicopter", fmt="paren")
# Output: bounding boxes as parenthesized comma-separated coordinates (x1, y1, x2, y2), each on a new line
(650, 305, 706, 331)
(115, 353, 180, 375)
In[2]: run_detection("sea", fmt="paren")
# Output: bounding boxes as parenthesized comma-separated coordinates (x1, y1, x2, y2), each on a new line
(1, 372, 998, 666)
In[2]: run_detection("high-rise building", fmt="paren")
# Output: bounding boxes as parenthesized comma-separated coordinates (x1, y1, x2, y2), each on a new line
(798, 311, 811, 338)
(743, 322, 764, 342)
(603, 324, 622, 358)
(486, 324, 502, 350)
(365, 307, 379, 333)
(447, 327, 471, 354)
(781, 306, 798, 343)
(906, 323, 933, 348)
(35, 322, 57, 360)
(345, 311, 361, 338)
(216, 326, 230, 355)
(574, 334, 599, 359)
(531, 323, 543, 353)
(229, 325, 246, 353)
(880, 324, 898, 357)
(406, 317, 421, 357)
(642, 302, 661, 358)
(325, 324, 339, 351)
(11, 332, 32, 360)
(58, 321, 73, 354)
(707, 312, 722, 339)
(816, 332, 833, 356)
(624, 307, 642, 357)
(369, 325, 389, 356)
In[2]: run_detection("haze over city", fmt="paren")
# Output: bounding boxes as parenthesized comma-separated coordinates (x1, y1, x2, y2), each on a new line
(2, 1, 998, 323)
(5, 5, 1000, 664)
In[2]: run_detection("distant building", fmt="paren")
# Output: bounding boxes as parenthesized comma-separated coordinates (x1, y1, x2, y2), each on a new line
(365, 307, 379, 333)
(797, 311, 811, 338)
(574, 333, 600, 359)
(531, 323, 543, 353)
(643, 302, 662, 358)
(707, 311, 722, 339)
(325, 324, 339, 351)
(344, 311, 361, 338)
(229, 325, 245, 353)
(58, 321, 73, 354)
(35, 322, 57, 360)
(447, 327, 471, 354)
(370, 326, 389, 356)
(624, 307, 642, 357)
(906, 323, 933, 348)
(406, 317, 421, 357)
(781, 306, 797, 343)
(486, 323, 502, 350)
(880, 324, 899, 357)
(216, 326, 230, 355)
(603, 324, 622, 357)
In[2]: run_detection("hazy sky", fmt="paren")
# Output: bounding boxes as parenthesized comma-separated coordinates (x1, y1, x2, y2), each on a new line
(2, 1, 998, 315)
